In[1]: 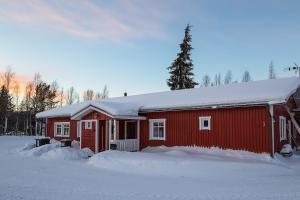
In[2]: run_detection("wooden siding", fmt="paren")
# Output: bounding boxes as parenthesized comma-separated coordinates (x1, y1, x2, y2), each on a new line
(81, 111, 110, 152)
(46, 103, 298, 154)
(47, 117, 79, 141)
(140, 106, 271, 153)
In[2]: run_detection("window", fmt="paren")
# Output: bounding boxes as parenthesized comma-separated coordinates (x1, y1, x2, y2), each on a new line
(77, 121, 81, 137)
(55, 123, 62, 136)
(85, 121, 92, 129)
(149, 119, 166, 140)
(54, 122, 70, 137)
(279, 116, 286, 141)
(109, 120, 119, 141)
(199, 116, 211, 130)
(63, 123, 70, 136)
(125, 121, 136, 139)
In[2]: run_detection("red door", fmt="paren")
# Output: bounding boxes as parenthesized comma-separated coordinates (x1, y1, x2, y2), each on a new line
(81, 121, 96, 152)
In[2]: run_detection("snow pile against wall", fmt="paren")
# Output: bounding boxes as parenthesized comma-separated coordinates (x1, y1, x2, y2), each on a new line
(37, 77, 300, 118)
(88, 146, 275, 177)
(143, 146, 273, 162)
(20, 140, 93, 160)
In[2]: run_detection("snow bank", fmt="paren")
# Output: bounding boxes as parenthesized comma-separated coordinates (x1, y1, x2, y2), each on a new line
(39, 147, 93, 160)
(20, 140, 93, 160)
(143, 146, 273, 162)
(2, 136, 300, 200)
(88, 146, 274, 177)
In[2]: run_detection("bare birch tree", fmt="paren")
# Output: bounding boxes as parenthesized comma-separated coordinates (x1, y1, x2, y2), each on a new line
(66, 86, 78, 105)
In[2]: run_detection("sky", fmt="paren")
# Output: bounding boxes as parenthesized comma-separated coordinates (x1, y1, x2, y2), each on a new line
(0, 0, 300, 97)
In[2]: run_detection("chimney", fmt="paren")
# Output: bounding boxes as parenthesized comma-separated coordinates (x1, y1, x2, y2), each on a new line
(124, 92, 127, 97)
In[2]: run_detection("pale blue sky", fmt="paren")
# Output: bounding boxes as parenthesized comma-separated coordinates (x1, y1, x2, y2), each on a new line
(0, 0, 299, 97)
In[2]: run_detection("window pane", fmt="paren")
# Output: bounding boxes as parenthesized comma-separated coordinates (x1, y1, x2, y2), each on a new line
(159, 127, 164, 138)
(153, 127, 159, 138)
(126, 122, 136, 139)
(56, 124, 62, 135)
(153, 122, 159, 127)
(158, 122, 164, 127)
(203, 120, 209, 127)
(110, 131, 114, 140)
(63, 124, 70, 136)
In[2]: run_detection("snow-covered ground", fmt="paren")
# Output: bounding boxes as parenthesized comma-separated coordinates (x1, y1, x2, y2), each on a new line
(0, 136, 300, 200)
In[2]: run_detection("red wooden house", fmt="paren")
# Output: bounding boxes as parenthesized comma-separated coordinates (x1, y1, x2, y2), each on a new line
(36, 77, 300, 156)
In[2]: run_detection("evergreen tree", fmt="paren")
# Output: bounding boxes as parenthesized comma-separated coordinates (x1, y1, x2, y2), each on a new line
(224, 70, 232, 84)
(214, 73, 222, 86)
(202, 74, 211, 87)
(0, 85, 14, 130)
(268, 61, 276, 79)
(167, 24, 198, 90)
(242, 70, 251, 82)
(32, 82, 58, 113)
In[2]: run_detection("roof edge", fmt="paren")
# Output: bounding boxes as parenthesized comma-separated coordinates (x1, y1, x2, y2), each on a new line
(139, 101, 279, 113)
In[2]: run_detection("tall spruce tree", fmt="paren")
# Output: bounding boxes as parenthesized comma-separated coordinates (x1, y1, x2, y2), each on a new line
(167, 24, 198, 90)
(202, 74, 211, 87)
(242, 70, 251, 82)
(0, 85, 14, 130)
(224, 70, 233, 85)
(268, 61, 276, 79)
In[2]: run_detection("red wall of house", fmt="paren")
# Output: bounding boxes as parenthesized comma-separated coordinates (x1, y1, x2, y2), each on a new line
(47, 117, 79, 141)
(81, 111, 111, 152)
(140, 106, 271, 153)
(47, 102, 296, 154)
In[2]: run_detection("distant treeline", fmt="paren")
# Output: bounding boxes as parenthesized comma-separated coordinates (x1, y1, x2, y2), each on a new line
(0, 67, 109, 135)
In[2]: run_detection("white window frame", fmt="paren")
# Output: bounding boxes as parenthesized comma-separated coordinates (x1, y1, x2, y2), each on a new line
(149, 119, 166, 141)
(279, 116, 287, 141)
(85, 121, 92, 129)
(54, 123, 62, 137)
(54, 122, 70, 137)
(77, 121, 81, 138)
(199, 116, 211, 131)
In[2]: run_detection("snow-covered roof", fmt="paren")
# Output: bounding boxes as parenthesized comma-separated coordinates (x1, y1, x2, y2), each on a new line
(36, 77, 300, 118)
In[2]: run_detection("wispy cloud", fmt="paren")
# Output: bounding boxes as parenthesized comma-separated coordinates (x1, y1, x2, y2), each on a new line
(0, 0, 175, 42)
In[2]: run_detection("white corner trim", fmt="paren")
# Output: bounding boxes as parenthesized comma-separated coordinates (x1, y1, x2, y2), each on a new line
(269, 105, 275, 157)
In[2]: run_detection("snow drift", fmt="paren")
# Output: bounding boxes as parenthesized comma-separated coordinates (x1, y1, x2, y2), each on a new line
(20, 139, 93, 160)
(88, 146, 275, 177)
